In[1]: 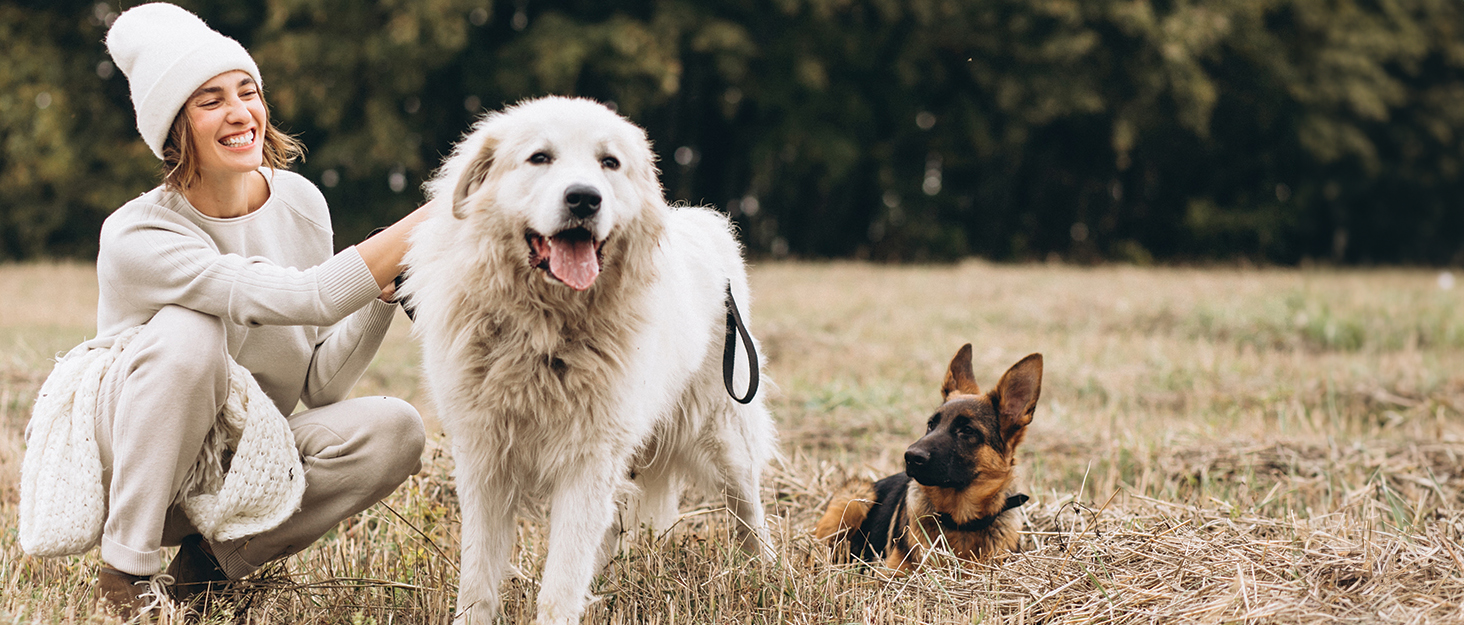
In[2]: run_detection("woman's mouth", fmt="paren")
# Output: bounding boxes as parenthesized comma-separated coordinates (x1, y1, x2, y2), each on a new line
(220, 129, 255, 148)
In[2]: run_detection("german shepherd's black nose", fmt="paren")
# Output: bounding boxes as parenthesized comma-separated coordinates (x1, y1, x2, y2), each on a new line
(904, 447, 930, 471)
(905, 434, 963, 486)
(565, 185, 601, 218)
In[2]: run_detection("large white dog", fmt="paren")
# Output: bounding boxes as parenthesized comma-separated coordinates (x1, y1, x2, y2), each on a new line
(401, 97, 777, 624)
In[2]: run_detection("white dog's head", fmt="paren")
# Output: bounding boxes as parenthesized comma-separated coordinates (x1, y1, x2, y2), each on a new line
(437, 97, 663, 292)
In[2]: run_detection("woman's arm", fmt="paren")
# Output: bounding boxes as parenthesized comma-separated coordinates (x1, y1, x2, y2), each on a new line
(99, 205, 382, 328)
(97, 193, 434, 334)
(300, 299, 397, 408)
(299, 200, 436, 406)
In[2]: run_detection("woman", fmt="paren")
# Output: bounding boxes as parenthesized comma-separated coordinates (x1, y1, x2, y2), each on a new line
(88, 3, 427, 614)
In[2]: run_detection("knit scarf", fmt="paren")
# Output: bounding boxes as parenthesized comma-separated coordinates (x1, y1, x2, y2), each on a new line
(19, 327, 306, 558)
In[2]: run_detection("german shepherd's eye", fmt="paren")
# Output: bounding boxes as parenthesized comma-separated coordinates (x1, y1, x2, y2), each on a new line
(601, 156, 621, 170)
(529, 151, 553, 165)
(926, 415, 939, 432)
(957, 425, 981, 441)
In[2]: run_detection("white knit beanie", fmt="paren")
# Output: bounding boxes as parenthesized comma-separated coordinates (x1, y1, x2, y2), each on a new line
(105, 3, 263, 159)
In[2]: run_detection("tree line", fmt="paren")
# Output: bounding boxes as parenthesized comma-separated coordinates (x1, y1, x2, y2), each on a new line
(3, 0, 1462, 264)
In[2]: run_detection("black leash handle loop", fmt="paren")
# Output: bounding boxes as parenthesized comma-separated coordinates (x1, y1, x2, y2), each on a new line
(722, 284, 760, 404)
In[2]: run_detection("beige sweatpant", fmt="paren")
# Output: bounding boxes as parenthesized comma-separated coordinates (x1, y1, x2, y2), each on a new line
(93, 305, 425, 579)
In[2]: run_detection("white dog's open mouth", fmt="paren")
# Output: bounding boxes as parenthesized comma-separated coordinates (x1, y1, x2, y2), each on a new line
(526, 228, 607, 291)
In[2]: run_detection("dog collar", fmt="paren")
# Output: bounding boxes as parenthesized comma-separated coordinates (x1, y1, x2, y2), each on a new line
(934, 493, 1029, 532)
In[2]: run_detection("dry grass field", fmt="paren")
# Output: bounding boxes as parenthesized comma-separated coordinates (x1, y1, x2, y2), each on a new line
(3, 260, 1463, 623)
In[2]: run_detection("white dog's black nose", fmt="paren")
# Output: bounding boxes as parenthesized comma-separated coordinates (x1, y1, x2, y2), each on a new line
(564, 185, 602, 219)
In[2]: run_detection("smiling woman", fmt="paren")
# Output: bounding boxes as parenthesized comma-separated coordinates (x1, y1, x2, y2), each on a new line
(14, 3, 432, 620)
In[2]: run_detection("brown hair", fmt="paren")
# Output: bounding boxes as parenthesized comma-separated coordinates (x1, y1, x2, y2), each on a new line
(160, 95, 305, 190)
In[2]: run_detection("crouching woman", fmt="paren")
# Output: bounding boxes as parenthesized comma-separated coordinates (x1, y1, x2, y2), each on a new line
(20, 3, 427, 617)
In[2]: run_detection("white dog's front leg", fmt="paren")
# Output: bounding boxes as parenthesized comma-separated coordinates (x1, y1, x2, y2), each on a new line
(537, 466, 620, 624)
(453, 455, 518, 625)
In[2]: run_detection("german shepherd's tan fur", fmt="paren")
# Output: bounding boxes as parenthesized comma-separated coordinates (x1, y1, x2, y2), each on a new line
(815, 344, 1042, 570)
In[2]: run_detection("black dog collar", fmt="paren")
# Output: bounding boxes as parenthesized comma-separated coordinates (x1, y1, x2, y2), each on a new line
(934, 493, 1029, 532)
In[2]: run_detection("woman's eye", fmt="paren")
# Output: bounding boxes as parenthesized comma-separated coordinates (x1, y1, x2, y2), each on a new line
(529, 152, 552, 165)
(601, 156, 620, 170)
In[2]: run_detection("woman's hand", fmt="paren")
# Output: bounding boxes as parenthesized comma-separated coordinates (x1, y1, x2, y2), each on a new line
(356, 198, 437, 289)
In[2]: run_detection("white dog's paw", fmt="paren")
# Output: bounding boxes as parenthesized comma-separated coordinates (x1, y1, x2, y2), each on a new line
(452, 595, 499, 625)
(534, 595, 594, 625)
(531, 611, 580, 625)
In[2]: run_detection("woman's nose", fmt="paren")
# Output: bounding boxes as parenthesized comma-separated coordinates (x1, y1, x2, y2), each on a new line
(222, 97, 251, 123)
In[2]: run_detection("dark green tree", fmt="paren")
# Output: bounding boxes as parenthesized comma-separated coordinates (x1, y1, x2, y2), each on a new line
(2, 0, 1462, 264)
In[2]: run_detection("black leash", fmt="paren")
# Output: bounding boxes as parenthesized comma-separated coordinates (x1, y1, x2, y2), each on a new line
(394, 274, 415, 321)
(722, 284, 760, 404)
(934, 493, 1029, 532)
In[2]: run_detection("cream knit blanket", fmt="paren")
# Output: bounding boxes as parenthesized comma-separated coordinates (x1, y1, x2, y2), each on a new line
(19, 327, 307, 557)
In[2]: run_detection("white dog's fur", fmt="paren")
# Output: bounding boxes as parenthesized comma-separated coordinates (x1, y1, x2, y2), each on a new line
(401, 97, 777, 625)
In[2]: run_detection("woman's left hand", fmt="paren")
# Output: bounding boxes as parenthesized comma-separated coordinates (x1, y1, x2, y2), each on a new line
(357, 198, 437, 289)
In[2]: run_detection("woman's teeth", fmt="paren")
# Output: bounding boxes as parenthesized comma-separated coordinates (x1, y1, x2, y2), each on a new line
(221, 130, 255, 148)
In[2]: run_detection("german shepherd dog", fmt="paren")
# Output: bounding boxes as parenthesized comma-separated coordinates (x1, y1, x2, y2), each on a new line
(814, 344, 1042, 570)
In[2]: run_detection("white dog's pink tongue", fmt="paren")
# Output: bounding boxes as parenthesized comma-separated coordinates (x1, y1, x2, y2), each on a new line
(548, 234, 600, 291)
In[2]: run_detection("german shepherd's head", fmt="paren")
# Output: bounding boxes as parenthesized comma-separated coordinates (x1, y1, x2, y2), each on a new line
(905, 344, 1043, 523)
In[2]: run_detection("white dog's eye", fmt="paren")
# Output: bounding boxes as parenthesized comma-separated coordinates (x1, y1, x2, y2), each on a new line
(601, 156, 620, 170)
(529, 151, 552, 165)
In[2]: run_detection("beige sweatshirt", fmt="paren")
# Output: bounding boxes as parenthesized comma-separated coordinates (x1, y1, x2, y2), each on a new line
(92, 168, 395, 415)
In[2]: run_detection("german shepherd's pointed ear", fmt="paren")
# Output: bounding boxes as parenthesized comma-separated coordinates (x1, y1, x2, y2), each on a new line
(994, 353, 1043, 448)
(941, 343, 982, 400)
(451, 137, 497, 219)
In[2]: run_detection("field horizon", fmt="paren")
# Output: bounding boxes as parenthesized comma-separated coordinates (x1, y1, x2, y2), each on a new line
(3, 260, 1462, 623)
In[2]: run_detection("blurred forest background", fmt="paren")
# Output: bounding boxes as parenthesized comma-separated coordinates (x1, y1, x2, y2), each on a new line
(2, 0, 1464, 264)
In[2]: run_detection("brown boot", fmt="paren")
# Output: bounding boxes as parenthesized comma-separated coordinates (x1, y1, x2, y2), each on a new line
(96, 566, 150, 618)
(165, 534, 232, 606)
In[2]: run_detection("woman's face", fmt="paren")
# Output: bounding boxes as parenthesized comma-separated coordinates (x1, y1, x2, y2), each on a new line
(184, 70, 267, 178)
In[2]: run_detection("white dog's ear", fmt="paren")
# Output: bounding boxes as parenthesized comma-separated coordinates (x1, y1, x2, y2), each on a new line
(633, 144, 666, 211)
(451, 140, 496, 219)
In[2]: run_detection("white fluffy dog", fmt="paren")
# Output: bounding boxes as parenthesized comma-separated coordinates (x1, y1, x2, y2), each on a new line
(401, 97, 777, 624)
